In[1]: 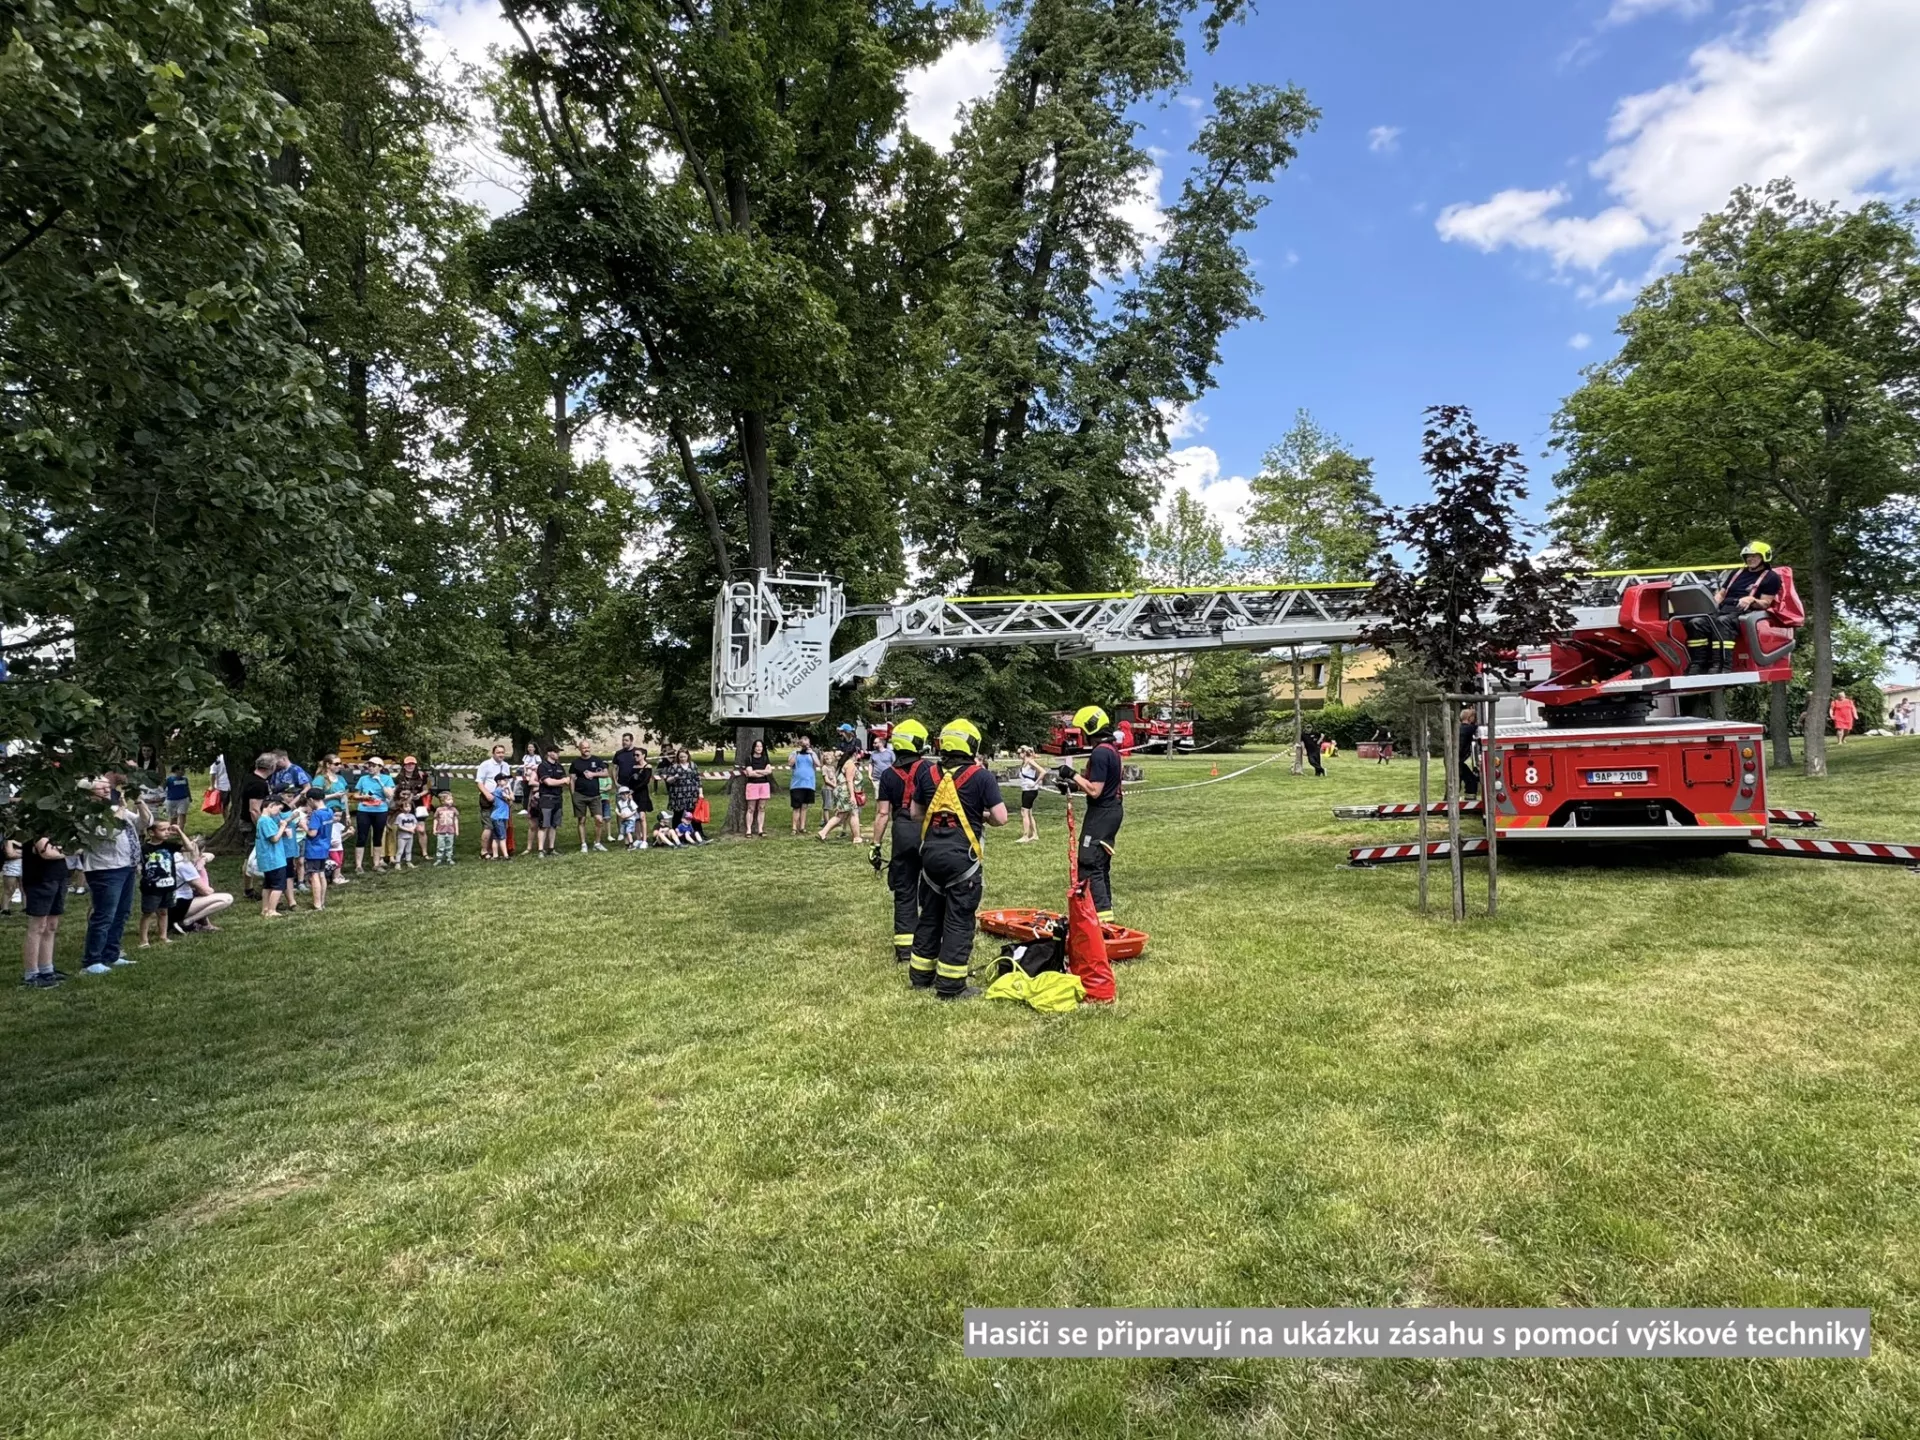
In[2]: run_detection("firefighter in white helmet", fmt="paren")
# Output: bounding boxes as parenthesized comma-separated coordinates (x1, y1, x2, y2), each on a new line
(872, 717, 932, 964)
(907, 718, 1007, 999)
(1059, 704, 1125, 921)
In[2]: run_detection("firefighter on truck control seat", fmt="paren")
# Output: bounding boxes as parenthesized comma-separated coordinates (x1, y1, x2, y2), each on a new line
(1686, 540, 1781, 671)
(908, 719, 1008, 1000)
(871, 718, 930, 965)
(1060, 704, 1125, 922)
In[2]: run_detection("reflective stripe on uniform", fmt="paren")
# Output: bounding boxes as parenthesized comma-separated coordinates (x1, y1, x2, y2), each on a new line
(894, 932, 915, 946)
(1097, 910, 1114, 922)
(936, 960, 971, 980)
(909, 953, 936, 973)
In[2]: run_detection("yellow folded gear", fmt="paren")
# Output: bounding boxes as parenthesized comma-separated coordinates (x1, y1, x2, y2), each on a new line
(983, 968, 1087, 1012)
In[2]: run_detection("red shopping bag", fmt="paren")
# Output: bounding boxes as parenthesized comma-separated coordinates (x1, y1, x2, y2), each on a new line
(201, 789, 223, 815)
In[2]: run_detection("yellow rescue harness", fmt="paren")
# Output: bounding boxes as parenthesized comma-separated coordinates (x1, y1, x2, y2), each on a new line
(919, 762, 983, 860)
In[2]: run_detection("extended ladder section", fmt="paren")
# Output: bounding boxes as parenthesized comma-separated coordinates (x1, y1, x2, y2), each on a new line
(711, 568, 1740, 722)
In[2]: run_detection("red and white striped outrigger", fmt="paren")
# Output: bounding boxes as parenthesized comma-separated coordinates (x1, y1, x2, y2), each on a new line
(1746, 836, 1920, 865)
(1338, 802, 1822, 827)
(1347, 829, 1918, 868)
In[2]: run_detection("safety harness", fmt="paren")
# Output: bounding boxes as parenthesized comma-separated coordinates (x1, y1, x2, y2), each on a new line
(919, 760, 984, 890)
(892, 757, 930, 817)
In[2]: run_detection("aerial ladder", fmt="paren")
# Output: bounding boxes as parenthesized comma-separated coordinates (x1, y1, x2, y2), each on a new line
(710, 568, 1919, 868)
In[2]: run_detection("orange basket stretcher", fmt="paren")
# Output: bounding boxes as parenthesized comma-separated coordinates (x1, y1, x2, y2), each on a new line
(977, 908, 1149, 961)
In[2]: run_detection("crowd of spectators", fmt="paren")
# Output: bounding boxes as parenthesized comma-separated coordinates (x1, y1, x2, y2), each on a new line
(8, 722, 909, 989)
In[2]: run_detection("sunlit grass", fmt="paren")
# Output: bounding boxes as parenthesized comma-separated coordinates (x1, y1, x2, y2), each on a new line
(4, 739, 1919, 1436)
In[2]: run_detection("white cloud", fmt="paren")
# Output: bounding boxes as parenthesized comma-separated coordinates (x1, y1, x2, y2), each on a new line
(1368, 125, 1402, 154)
(1439, 0, 1920, 274)
(417, 1, 527, 215)
(1569, 332, 1593, 350)
(1159, 402, 1207, 441)
(1115, 159, 1169, 251)
(1159, 445, 1252, 545)
(589, 418, 660, 480)
(903, 37, 1005, 152)
(1436, 187, 1651, 269)
(1606, 0, 1712, 23)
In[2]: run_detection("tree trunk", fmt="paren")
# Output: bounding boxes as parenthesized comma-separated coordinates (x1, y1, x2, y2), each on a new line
(1289, 648, 1304, 770)
(671, 419, 731, 581)
(1165, 656, 1179, 755)
(738, 410, 774, 570)
(1327, 642, 1343, 704)
(1800, 529, 1833, 779)
(210, 787, 257, 855)
(1769, 680, 1794, 768)
(1416, 708, 1430, 916)
(1443, 713, 1465, 922)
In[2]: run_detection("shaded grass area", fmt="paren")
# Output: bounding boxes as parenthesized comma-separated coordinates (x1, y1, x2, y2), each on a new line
(4, 741, 1919, 1436)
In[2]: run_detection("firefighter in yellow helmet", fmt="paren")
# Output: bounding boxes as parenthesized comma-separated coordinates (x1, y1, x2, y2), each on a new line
(872, 717, 932, 964)
(1060, 704, 1125, 920)
(907, 718, 1008, 999)
(1691, 541, 1783, 671)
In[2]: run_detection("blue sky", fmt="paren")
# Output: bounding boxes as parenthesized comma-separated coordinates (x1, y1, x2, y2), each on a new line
(422, 1, 1920, 548)
(1137, 0, 1920, 538)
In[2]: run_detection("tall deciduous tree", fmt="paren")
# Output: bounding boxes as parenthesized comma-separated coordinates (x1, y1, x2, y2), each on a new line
(1, 0, 371, 838)
(916, 0, 1317, 595)
(490, 0, 965, 817)
(1243, 407, 1382, 708)
(1139, 488, 1232, 747)
(424, 283, 643, 753)
(1553, 181, 1920, 777)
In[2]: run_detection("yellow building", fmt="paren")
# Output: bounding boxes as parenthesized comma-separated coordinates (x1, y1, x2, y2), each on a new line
(1271, 645, 1389, 709)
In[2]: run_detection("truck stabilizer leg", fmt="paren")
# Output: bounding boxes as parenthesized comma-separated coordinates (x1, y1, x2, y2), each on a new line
(1746, 837, 1920, 866)
(1336, 801, 1485, 821)
(1346, 838, 1489, 866)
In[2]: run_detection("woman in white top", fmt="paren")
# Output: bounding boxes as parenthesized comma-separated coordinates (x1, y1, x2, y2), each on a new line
(170, 838, 234, 932)
(1016, 746, 1044, 843)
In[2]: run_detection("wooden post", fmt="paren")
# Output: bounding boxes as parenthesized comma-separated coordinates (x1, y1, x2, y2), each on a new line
(1416, 707, 1431, 916)
(1444, 702, 1465, 921)
(1483, 696, 1498, 918)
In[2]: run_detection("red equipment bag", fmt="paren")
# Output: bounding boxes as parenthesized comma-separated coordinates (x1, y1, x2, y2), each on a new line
(1064, 798, 1115, 1004)
(692, 794, 711, 824)
(201, 789, 222, 815)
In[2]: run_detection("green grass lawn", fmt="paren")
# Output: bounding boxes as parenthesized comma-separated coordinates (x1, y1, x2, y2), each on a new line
(5, 740, 1920, 1437)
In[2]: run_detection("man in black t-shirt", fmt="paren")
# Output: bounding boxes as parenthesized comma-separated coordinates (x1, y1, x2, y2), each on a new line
(234, 754, 274, 899)
(569, 740, 609, 852)
(1064, 705, 1125, 921)
(533, 747, 568, 856)
(1692, 542, 1785, 671)
(1717, 544, 1783, 613)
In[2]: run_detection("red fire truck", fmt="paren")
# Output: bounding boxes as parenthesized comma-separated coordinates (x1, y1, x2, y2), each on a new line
(1346, 568, 1917, 867)
(1039, 700, 1189, 756)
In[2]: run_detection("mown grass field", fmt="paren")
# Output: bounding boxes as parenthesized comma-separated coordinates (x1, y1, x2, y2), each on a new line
(4, 738, 1919, 1437)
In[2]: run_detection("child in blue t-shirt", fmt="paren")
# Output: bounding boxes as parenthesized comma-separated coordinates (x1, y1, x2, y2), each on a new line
(303, 792, 334, 910)
(163, 764, 192, 824)
(279, 798, 306, 907)
(488, 784, 513, 855)
(255, 797, 292, 918)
